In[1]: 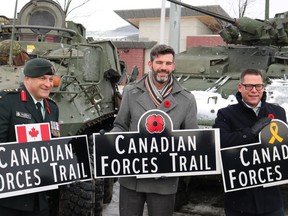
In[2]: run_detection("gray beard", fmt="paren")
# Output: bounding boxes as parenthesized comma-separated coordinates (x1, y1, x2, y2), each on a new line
(152, 69, 170, 84)
(155, 74, 169, 84)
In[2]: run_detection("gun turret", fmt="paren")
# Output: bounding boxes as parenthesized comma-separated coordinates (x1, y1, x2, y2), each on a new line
(0, 0, 86, 44)
(167, 0, 288, 46)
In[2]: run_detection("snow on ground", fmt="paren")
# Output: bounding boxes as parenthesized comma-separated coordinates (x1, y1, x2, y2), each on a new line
(265, 79, 288, 120)
(191, 91, 236, 126)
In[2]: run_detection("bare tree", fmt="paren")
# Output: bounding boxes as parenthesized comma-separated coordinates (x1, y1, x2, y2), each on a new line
(54, 0, 92, 17)
(228, 0, 258, 18)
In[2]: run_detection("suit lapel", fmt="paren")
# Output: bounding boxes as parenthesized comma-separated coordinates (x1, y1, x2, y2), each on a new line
(25, 102, 43, 123)
(136, 88, 179, 112)
(159, 94, 177, 112)
(137, 91, 156, 111)
(135, 75, 181, 112)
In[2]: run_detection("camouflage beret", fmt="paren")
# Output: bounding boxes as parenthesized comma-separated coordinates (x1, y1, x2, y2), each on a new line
(24, 58, 55, 78)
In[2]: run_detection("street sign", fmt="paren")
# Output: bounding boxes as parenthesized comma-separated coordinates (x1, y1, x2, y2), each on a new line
(0, 135, 91, 198)
(94, 109, 221, 178)
(221, 119, 288, 192)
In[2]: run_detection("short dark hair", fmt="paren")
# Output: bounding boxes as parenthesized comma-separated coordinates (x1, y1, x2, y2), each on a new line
(150, 44, 175, 62)
(240, 69, 263, 83)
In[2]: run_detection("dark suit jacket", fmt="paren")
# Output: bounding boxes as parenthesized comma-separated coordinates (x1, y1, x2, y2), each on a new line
(213, 92, 286, 214)
(0, 86, 59, 211)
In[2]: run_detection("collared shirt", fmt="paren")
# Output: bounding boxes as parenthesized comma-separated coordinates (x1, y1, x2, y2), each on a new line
(31, 97, 44, 118)
(25, 88, 45, 118)
(242, 100, 262, 116)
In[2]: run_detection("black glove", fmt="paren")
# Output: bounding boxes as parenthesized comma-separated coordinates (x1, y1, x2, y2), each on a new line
(99, 129, 106, 135)
(66, 180, 82, 188)
(155, 176, 168, 180)
(251, 117, 272, 135)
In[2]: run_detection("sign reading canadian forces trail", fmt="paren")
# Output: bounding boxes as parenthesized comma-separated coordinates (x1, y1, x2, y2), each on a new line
(221, 119, 288, 192)
(0, 123, 92, 199)
(93, 109, 221, 178)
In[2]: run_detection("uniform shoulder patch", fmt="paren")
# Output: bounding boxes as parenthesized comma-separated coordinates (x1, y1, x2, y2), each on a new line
(0, 88, 20, 100)
(2, 88, 20, 93)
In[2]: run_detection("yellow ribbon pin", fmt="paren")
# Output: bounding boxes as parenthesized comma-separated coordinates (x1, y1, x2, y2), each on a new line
(268, 122, 283, 144)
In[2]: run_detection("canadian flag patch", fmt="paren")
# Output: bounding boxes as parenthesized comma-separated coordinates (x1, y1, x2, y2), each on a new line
(15, 123, 51, 143)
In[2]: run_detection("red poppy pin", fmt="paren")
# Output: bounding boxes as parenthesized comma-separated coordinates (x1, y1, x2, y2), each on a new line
(164, 100, 171, 108)
(268, 113, 275, 119)
(145, 114, 165, 133)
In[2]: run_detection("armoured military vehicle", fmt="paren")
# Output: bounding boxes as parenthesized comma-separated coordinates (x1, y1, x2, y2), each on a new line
(0, 0, 123, 215)
(167, 0, 288, 129)
(165, 0, 288, 213)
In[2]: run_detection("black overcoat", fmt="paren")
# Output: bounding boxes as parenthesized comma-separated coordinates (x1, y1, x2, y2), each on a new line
(213, 92, 286, 214)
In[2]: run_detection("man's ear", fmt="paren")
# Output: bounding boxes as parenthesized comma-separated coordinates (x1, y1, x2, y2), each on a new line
(148, 60, 152, 69)
(24, 76, 33, 88)
(24, 76, 30, 83)
(238, 83, 242, 92)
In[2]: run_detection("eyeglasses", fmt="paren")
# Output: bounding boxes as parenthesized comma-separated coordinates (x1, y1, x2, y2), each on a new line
(241, 83, 264, 91)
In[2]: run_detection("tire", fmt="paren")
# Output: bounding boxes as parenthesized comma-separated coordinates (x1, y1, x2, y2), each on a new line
(49, 134, 105, 216)
(94, 178, 104, 216)
(58, 181, 96, 216)
(48, 121, 116, 216)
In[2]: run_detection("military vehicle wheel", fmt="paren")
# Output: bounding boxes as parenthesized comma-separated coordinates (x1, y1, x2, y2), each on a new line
(94, 178, 104, 216)
(85, 118, 116, 207)
(58, 181, 96, 216)
(48, 133, 106, 216)
(51, 119, 116, 216)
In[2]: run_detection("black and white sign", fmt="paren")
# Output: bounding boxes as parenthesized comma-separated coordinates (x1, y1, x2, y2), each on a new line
(0, 135, 92, 198)
(221, 119, 288, 192)
(94, 109, 220, 178)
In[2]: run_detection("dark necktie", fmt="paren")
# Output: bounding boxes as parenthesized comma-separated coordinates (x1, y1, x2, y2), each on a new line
(36, 102, 43, 121)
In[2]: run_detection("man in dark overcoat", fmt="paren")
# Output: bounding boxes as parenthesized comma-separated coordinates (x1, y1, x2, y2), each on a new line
(213, 69, 286, 216)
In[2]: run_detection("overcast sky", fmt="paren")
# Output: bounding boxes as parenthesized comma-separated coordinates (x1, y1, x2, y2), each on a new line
(0, 0, 287, 31)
